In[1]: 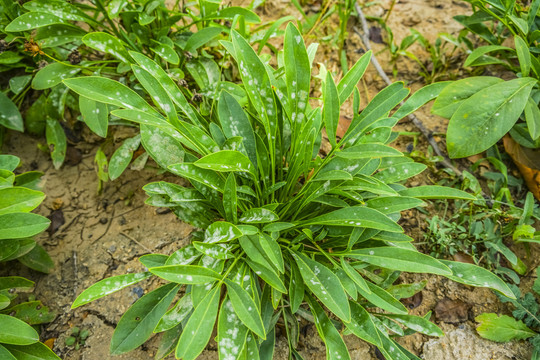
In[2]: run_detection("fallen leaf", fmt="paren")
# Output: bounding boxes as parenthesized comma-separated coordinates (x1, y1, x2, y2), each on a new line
(401, 291, 423, 310)
(503, 135, 540, 200)
(47, 209, 65, 235)
(43, 338, 56, 349)
(453, 252, 475, 264)
(434, 297, 469, 324)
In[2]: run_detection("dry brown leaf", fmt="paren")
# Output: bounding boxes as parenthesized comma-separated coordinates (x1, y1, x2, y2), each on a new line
(43, 338, 56, 349)
(503, 135, 540, 200)
(434, 297, 469, 324)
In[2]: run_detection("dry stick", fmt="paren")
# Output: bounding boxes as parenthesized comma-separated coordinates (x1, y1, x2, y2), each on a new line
(353, 2, 462, 177)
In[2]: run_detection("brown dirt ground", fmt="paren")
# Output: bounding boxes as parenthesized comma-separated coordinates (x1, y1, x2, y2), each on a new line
(1, 0, 538, 359)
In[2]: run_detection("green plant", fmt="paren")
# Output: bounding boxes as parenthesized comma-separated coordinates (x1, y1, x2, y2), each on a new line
(475, 267, 540, 358)
(0, 0, 263, 169)
(64, 23, 514, 360)
(432, 0, 540, 158)
(0, 154, 59, 359)
(64, 326, 90, 350)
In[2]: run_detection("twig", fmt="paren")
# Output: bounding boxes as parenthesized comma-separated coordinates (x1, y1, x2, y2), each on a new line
(353, 2, 462, 177)
(120, 232, 152, 253)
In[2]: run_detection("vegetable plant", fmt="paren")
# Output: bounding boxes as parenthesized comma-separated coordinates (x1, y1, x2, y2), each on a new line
(65, 23, 514, 360)
(0, 154, 59, 359)
(432, 0, 540, 158)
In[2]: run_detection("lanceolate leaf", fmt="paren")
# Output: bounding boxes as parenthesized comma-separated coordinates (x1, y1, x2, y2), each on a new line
(79, 97, 108, 138)
(323, 72, 340, 148)
(357, 281, 408, 315)
(72, 273, 152, 308)
(110, 284, 179, 355)
(82, 32, 131, 63)
(176, 286, 221, 360)
(217, 297, 249, 360)
(299, 206, 402, 233)
(345, 247, 451, 275)
(337, 50, 372, 104)
(446, 77, 536, 158)
(204, 221, 242, 243)
(0, 213, 50, 240)
(0, 314, 39, 345)
(346, 302, 382, 346)
(398, 185, 476, 200)
(224, 279, 266, 338)
(3, 342, 60, 360)
(383, 314, 443, 337)
(195, 150, 255, 175)
(0, 92, 23, 132)
(291, 250, 350, 322)
(32, 63, 80, 90)
(475, 313, 535, 342)
(440, 260, 515, 298)
(149, 265, 222, 284)
(0, 187, 45, 215)
(392, 81, 450, 120)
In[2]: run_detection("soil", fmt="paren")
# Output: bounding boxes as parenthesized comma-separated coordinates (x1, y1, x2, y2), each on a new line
(1, 1, 538, 359)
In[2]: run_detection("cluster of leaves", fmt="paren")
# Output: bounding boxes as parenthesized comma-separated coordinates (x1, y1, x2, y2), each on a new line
(422, 148, 540, 283)
(0, 154, 59, 359)
(433, 0, 540, 158)
(64, 326, 90, 350)
(0, 0, 265, 171)
(62, 23, 516, 360)
(476, 267, 540, 359)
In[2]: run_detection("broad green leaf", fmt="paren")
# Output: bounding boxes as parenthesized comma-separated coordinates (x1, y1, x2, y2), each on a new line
(398, 185, 476, 200)
(131, 65, 177, 123)
(0, 300, 55, 325)
(337, 143, 403, 159)
(0, 187, 45, 215)
(35, 24, 86, 47)
(245, 259, 286, 293)
(323, 72, 339, 148)
(0, 277, 34, 292)
(140, 125, 185, 169)
(110, 284, 178, 355)
(515, 37, 531, 77)
(447, 77, 536, 158)
(291, 250, 350, 322)
(0, 344, 16, 360)
(204, 221, 242, 243)
(149, 265, 222, 284)
(0, 92, 23, 132)
(72, 273, 151, 308)
(5, 13, 64, 31)
(23, 0, 92, 22)
(432, 77, 504, 119)
(139, 254, 168, 268)
(176, 286, 220, 360)
(306, 296, 351, 360)
(0, 314, 39, 345)
(193, 242, 234, 260)
(155, 324, 182, 360)
(337, 50, 372, 104)
(184, 27, 223, 53)
(300, 206, 402, 233)
(169, 163, 224, 192)
(0, 294, 11, 310)
(289, 260, 304, 314)
(166, 245, 200, 265)
(109, 135, 141, 181)
(357, 281, 408, 314)
(475, 313, 535, 342)
(346, 247, 451, 275)
(9, 75, 32, 95)
(195, 150, 255, 175)
(3, 342, 60, 360)
(151, 42, 179, 65)
(346, 302, 381, 346)
(366, 196, 425, 214)
(374, 162, 427, 183)
(218, 91, 258, 168)
(185, 58, 220, 91)
(239, 208, 279, 224)
(217, 297, 249, 360)
(225, 279, 266, 338)
(393, 81, 450, 120)
(0, 155, 20, 172)
(524, 97, 540, 140)
(64, 77, 155, 114)
(383, 314, 443, 337)
(239, 235, 277, 272)
(0, 213, 50, 240)
(154, 293, 193, 332)
(82, 32, 131, 63)
(206, 7, 260, 22)
(32, 63, 80, 90)
(440, 260, 515, 298)
(18, 243, 54, 273)
(79, 97, 108, 138)
(464, 45, 513, 67)
(2, 238, 36, 262)
(258, 233, 284, 273)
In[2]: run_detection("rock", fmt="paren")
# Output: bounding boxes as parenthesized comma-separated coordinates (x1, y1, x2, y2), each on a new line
(422, 323, 532, 360)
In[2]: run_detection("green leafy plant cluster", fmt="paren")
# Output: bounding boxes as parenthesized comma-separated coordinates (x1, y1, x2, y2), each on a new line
(476, 267, 540, 359)
(0, 0, 264, 170)
(0, 154, 59, 359)
(61, 23, 516, 360)
(432, 0, 540, 158)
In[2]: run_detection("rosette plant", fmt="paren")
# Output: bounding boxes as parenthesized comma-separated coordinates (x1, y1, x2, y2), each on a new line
(64, 24, 513, 360)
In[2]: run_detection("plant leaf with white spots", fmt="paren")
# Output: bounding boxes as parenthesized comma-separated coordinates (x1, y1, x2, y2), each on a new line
(193, 242, 234, 260)
(217, 296, 249, 360)
(0, 92, 23, 132)
(337, 50, 371, 104)
(109, 135, 141, 181)
(5, 12, 65, 32)
(149, 265, 222, 284)
(110, 283, 178, 355)
(175, 286, 220, 360)
(140, 125, 185, 169)
(32, 62, 80, 90)
(154, 293, 193, 333)
(446, 77, 536, 158)
(79, 97, 108, 138)
(204, 221, 242, 244)
(239, 208, 279, 224)
(82, 32, 131, 63)
(323, 72, 339, 148)
(291, 250, 350, 322)
(224, 279, 266, 339)
(195, 150, 255, 176)
(336, 143, 403, 159)
(168, 163, 225, 192)
(72, 272, 152, 309)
